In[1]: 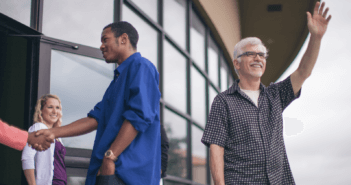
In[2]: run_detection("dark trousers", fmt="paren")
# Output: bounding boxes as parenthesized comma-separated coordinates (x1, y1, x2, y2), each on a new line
(95, 175, 125, 185)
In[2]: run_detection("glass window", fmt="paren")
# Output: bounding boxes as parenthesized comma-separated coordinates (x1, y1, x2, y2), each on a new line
(229, 75, 234, 88)
(220, 56, 228, 91)
(0, 0, 31, 26)
(42, 0, 114, 48)
(122, 5, 158, 68)
(209, 86, 218, 112)
(163, 0, 186, 49)
(130, 0, 158, 23)
(208, 37, 219, 87)
(191, 124, 207, 184)
(163, 41, 186, 112)
(164, 109, 187, 179)
(50, 50, 115, 149)
(190, 11, 205, 71)
(191, 66, 206, 127)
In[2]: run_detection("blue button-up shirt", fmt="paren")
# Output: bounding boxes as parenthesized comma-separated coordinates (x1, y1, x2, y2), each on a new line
(86, 52, 161, 185)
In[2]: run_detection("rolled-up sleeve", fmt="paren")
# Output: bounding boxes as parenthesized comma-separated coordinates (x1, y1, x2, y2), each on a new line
(88, 101, 104, 124)
(202, 95, 228, 147)
(122, 64, 160, 133)
(0, 120, 28, 151)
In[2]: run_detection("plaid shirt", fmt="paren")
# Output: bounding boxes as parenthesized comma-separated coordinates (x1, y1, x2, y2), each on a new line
(202, 76, 300, 185)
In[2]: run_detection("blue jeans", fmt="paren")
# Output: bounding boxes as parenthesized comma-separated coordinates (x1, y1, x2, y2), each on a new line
(95, 175, 125, 185)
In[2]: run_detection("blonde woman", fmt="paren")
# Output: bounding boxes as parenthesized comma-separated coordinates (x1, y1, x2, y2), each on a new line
(22, 94, 67, 185)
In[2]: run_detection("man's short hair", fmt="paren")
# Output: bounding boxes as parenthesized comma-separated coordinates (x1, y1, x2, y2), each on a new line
(103, 21, 139, 50)
(233, 37, 268, 77)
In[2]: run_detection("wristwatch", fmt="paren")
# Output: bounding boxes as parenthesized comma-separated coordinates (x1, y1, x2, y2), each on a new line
(104, 150, 118, 162)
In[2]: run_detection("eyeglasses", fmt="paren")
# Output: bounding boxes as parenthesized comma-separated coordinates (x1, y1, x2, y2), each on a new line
(237, 51, 269, 59)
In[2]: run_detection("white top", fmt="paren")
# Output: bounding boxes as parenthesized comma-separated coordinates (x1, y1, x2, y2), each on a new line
(21, 122, 63, 185)
(241, 89, 260, 107)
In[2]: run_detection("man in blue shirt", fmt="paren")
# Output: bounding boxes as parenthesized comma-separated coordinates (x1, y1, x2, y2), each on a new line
(34, 22, 161, 185)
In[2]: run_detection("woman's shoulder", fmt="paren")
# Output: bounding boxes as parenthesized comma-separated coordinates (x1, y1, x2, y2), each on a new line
(28, 122, 48, 133)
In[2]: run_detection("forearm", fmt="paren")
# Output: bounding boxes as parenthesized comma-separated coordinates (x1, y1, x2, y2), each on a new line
(51, 117, 98, 138)
(291, 35, 322, 94)
(210, 144, 225, 185)
(24, 169, 36, 185)
(109, 119, 138, 157)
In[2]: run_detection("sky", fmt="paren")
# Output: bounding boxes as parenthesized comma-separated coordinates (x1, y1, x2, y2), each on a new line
(277, 1, 351, 184)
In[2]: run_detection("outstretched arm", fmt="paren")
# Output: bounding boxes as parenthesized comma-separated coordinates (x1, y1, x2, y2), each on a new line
(291, 1, 332, 95)
(33, 117, 98, 150)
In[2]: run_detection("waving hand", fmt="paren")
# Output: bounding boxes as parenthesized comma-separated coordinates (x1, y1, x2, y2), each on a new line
(307, 2, 332, 39)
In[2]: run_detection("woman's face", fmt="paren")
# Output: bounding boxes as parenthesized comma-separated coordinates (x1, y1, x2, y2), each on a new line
(41, 98, 61, 126)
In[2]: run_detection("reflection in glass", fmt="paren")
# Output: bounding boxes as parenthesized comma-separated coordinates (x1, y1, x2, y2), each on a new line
(229, 76, 234, 87)
(163, 0, 186, 49)
(50, 50, 115, 149)
(43, 0, 113, 48)
(209, 87, 218, 112)
(208, 37, 219, 87)
(220, 57, 228, 91)
(67, 176, 85, 185)
(122, 4, 158, 68)
(0, 0, 31, 26)
(191, 67, 206, 127)
(163, 41, 186, 112)
(130, 0, 157, 23)
(164, 109, 187, 179)
(192, 125, 207, 184)
(190, 11, 205, 71)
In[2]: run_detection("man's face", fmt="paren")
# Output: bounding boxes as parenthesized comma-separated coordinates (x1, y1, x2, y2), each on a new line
(235, 44, 267, 79)
(100, 27, 120, 63)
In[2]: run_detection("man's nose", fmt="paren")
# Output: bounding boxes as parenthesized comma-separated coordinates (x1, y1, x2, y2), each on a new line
(100, 44, 105, 51)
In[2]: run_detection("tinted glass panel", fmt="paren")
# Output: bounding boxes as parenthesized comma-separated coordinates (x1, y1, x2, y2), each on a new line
(50, 50, 115, 149)
(163, 41, 186, 112)
(164, 109, 187, 179)
(0, 0, 31, 26)
(192, 124, 207, 184)
(191, 66, 206, 127)
(208, 37, 219, 87)
(209, 86, 218, 112)
(130, 0, 158, 22)
(190, 12, 205, 71)
(43, 0, 114, 48)
(220, 57, 228, 91)
(122, 5, 158, 68)
(163, 0, 186, 49)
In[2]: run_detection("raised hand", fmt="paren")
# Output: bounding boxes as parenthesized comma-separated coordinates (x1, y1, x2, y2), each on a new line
(307, 2, 332, 39)
(27, 131, 54, 151)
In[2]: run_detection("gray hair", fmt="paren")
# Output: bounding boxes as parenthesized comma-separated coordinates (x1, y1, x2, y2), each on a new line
(233, 37, 267, 77)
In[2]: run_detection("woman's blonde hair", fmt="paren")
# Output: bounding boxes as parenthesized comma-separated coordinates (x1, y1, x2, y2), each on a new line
(33, 94, 62, 123)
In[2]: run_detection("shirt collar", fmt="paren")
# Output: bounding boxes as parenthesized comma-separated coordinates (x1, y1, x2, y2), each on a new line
(114, 52, 141, 78)
(226, 79, 266, 94)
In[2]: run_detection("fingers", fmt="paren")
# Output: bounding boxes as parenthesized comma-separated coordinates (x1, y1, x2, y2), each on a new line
(318, 2, 325, 15)
(306, 12, 312, 23)
(326, 15, 332, 22)
(314, 1, 320, 15)
(35, 130, 43, 136)
(322, 7, 329, 18)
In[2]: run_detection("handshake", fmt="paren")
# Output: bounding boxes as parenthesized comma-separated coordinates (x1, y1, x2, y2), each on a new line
(28, 129, 56, 151)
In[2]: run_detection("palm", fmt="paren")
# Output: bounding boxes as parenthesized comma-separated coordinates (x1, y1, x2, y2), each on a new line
(307, 2, 331, 38)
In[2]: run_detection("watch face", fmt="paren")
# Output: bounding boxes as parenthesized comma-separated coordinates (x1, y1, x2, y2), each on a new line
(106, 151, 111, 156)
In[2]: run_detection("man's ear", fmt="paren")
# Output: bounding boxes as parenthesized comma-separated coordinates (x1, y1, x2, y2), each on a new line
(233, 59, 240, 70)
(120, 33, 129, 44)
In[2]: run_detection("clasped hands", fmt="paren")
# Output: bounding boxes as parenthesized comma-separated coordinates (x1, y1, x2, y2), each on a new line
(27, 129, 55, 151)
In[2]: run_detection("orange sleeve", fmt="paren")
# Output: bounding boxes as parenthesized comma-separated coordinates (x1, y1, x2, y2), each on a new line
(0, 120, 28, 151)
